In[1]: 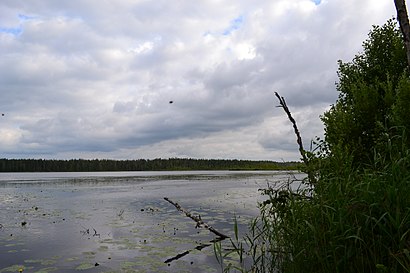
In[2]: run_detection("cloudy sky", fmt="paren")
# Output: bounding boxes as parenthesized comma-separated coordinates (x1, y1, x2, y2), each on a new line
(0, 0, 402, 161)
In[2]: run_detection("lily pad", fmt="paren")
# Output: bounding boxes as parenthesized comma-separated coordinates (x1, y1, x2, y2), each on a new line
(34, 267, 58, 273)
(0, 265, 29, 273)
(75, 262, 95, 270)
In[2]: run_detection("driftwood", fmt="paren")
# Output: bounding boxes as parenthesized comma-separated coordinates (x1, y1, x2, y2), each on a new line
(164, 197, 230, 239)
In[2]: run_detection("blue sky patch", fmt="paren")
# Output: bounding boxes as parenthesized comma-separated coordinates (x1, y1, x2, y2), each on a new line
(311, 0, 321, 5)
(0, 27, 23, 35)
(0, 14, 36, 36)
(223, 15, 244, 36)
(18, 14, 36, 21)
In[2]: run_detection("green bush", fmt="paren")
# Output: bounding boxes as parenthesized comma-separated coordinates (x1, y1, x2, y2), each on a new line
(219, 135, 410, 273)
(321, 19, 408, 166)
(217, 19, 410, 273)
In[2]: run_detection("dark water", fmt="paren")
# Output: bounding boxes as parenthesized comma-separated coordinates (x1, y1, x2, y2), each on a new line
(0, 171, 301, 273)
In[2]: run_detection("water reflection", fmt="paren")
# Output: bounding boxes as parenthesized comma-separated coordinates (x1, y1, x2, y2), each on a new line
(0, 171, 302, 272)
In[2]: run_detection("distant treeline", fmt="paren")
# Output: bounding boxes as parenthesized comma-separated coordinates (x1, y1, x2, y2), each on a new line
(0, 158, 301, 172)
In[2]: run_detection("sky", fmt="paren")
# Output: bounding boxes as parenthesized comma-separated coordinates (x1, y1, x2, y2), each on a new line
(0, 0, 403, 161)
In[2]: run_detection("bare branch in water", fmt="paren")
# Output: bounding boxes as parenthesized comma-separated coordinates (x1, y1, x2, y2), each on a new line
(164, 250, 190, 264)
(163, 197, 229, 264)
(164, 197, 229, 239)
(164, 243, 212, 264)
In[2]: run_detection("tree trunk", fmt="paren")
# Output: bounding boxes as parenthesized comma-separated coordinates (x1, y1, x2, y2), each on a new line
(394, 0, 410, 69)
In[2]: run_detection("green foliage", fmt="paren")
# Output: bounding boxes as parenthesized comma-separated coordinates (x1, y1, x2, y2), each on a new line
(217, 19, 410, 273)
(285, 141, 410, 273)
(393, 75, 410, 146)
(219, 136, 410, 273)
(322, 19, 408, 165)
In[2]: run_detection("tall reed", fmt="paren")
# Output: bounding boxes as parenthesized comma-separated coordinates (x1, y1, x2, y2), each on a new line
(218, 135, 410, 272)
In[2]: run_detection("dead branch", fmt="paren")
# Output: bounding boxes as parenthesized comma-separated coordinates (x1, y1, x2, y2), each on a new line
(163, 197, 229, 264)
(164, 243, 212, 264)
(164, 250, 190, 264)
(92, 227, 100, 237)
(394, 0, 410, 69)
(274, 92, 317, 185)
(164, 197, 229, 239)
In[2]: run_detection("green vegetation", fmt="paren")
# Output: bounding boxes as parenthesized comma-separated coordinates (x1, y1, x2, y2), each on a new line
(322, 19, 409, 165)
(0, 158, 301, 172)
(219, 19, 410, 273)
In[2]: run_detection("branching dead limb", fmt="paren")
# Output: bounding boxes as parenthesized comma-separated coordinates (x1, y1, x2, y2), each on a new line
(274, 92, 317, 185)
(164, 197, 229, 239)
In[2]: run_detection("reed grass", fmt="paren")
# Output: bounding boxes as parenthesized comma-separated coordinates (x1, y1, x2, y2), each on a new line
(217, 135, 410, 273)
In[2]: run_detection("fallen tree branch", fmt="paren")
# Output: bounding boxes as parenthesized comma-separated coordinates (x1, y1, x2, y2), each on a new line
(164, 197, 229, 240)
(165, 250, 190, 264)
(164, 243, 212, 264)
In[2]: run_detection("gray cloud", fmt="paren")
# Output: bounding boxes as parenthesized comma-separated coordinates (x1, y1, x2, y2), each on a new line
(0, 0, 400, 160)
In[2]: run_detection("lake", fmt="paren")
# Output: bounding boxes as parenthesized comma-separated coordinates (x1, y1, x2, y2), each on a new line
(0, 171, 303, 273)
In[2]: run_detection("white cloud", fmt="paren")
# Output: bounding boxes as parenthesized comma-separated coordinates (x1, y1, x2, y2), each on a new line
(0, 0, 401, 160)
(128, 41, 154, 54)
(233, 42, 256, 60)
(0, 128, 21, 148)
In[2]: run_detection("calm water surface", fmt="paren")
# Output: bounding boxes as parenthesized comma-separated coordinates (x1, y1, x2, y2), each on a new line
(0, 171, 301, 273)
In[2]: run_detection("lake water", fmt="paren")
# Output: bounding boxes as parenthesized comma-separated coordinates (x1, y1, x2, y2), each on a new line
(0, 171, 302, 273)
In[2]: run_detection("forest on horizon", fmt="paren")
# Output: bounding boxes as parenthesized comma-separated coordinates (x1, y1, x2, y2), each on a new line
(0, 158, 301, 172)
